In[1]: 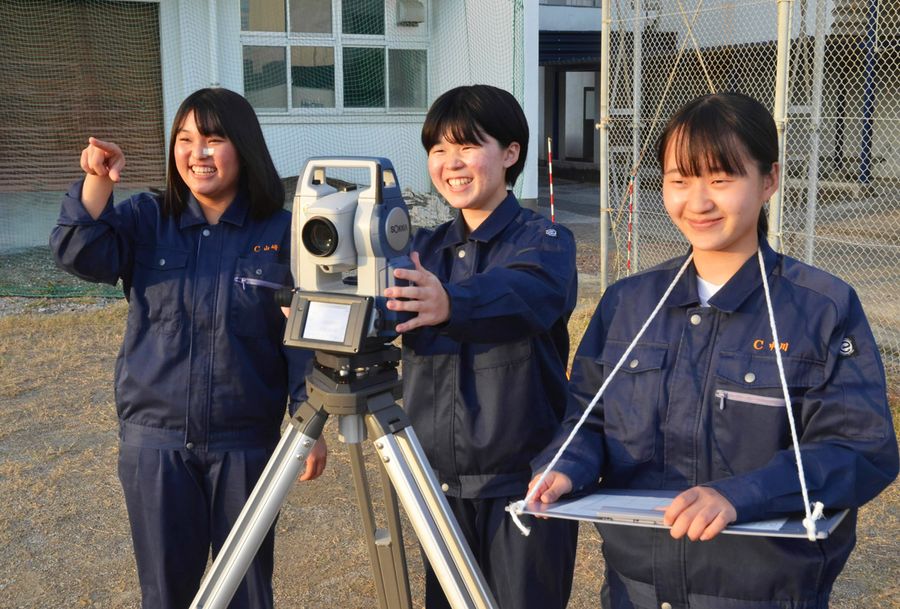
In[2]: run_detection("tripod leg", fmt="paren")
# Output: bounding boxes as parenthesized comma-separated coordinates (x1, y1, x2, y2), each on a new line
(368, 422, 497, 609)
(347, 440, 412, 609)
(190, 402, 328, 609)
(375, 455, 412, 609)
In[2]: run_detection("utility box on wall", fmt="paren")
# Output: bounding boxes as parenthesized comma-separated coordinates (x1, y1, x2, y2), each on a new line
(397, 0, 425, 25)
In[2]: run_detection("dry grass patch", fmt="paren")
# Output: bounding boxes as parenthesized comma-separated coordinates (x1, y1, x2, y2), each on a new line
(0, 300, 897, 608)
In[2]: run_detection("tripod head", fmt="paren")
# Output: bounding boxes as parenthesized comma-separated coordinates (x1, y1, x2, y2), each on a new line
(309, 345, 401, 405)
(300, 343, 405, 446)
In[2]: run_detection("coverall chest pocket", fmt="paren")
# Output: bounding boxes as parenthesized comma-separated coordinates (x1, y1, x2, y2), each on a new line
(471, 339, 535, 421)
(133, 246, 189, 334)
(230, 258, 290, 338)
(712, 352, 824, 475)
(598, 341, 668, 464)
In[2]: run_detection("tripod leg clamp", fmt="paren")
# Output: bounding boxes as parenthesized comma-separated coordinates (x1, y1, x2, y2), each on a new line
(291, 400, 329, 438)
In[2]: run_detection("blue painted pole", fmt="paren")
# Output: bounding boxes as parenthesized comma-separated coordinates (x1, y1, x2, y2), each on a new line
(859, 0, 878, 184)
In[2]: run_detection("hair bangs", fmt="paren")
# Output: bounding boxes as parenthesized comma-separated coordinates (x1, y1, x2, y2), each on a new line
(186, 101, 227, 138)
(669, 118, 749, 178)
(421, 103, 486, 150)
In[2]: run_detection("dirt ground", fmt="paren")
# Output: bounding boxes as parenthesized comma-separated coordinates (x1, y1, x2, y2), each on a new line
(1, 260, 898, 607)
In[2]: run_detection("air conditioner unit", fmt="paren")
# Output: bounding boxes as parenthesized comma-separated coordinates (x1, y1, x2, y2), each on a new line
(397, 0, 425, 26)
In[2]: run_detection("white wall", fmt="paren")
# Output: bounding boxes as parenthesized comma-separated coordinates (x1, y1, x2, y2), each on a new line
(521, 0, 539, 202)
(538, 66, 546, 161)
(539, 4, 601, 31)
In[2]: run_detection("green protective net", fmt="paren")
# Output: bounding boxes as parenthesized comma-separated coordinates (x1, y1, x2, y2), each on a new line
(0, 0, 525, 297)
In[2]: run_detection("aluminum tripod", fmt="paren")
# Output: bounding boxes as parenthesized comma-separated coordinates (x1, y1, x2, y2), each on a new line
(189, 346, 497, 609)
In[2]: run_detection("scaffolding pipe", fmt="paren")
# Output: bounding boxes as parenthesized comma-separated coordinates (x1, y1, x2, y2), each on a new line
(599, 0, 612, 292)
(859, 0, 878, 184)
(631, 0, 643, 273)
(803, 0, 828, 264)
(770, 0, 795, 253)
(208, 0, 219, 86)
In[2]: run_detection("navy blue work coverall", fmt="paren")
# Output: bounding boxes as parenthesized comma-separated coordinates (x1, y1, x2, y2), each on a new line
(51, 180, 311, 609)
(534, 238, 899, 609)
(401, 193, 579, 609)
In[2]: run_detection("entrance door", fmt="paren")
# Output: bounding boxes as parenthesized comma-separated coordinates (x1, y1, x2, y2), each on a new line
(583, 87, 596, 162)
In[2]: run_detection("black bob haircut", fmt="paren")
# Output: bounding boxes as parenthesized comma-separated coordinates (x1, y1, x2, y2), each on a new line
(421, 85, 529, 187)
(163, 88, 284, 219)
(656, 92, 778, 234)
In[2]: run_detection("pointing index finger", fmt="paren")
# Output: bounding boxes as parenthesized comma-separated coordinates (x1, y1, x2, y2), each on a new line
(88, 137, 117, 154)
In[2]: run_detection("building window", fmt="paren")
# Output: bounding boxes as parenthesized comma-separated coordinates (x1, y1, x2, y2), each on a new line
(244, 46, 287, 111)
(344, 47, 385, 107)
(291, 46, 335, 108)
(242, 0, 285, 31)
(291, 0, 332, 33)
(241, 0, 427, 113)
(389, 49, 426, 109)
(343, 0, 384, 35)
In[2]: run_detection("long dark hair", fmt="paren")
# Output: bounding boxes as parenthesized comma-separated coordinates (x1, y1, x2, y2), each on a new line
(656, 92, 778, 234)
(421, 85, 529, 187)
(163, 88, 284, 219)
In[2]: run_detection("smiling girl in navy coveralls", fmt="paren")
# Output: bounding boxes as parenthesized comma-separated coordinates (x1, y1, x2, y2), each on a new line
(382, 85, 579, 609)
(530, 93, 899, 609)
(51, 88, 326, 609)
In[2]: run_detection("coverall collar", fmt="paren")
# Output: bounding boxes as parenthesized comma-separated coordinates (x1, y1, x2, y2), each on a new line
(180, 190, 250, 229)
(437, 191, 520, 249)
(668, 233, 781, 313)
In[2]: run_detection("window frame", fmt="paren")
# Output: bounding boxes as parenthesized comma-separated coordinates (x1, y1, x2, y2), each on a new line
(240, 0, 429, 116)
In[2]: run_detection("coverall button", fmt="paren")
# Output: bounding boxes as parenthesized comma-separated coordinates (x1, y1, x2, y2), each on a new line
(744, 372, 757, 383)
(661, 603, 673, 609)
(158, 258, 166, 266)
(255, 268, 263, 275)
(457, 250, 466, 258)
(185, 442, 194, 450)
(629, 359, 639, 369)
(202, 228, 211, 237)
(690, 314, 701, 325)
(441, 483, 450, 492)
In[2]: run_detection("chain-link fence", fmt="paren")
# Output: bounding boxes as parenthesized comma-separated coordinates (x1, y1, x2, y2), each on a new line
(600, 0, 899, 376)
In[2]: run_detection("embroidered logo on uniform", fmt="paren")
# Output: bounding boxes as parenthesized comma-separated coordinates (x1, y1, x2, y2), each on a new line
(753, 339, 789, 352)
(545, 228, 558, 238)
(839, 336, 857, 357)
(253, 244, 281, 253)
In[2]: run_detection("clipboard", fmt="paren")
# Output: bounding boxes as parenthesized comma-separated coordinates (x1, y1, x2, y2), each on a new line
(517, 489, 849, 539)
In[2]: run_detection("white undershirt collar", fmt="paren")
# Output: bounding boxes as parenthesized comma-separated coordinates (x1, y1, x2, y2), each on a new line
(696, 275, 723, 307)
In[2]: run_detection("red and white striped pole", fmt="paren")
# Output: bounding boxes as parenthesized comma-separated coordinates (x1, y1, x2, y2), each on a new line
(626, 174, 634, 275)
(547, 136, 556, 223)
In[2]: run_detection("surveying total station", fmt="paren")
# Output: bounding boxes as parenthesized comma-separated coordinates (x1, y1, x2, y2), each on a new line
(189, 158, 497, 609)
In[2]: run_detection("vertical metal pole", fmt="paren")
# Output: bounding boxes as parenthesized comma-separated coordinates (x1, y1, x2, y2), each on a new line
(552, 71, 560, 152)
(599, 0, 612, 291)
(208, 0, 219, 86)
(631, 0, 643, 272)
(803, 0, 827, 264)
(770, 0, 795, 253)
(859, 0, 878, 184)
